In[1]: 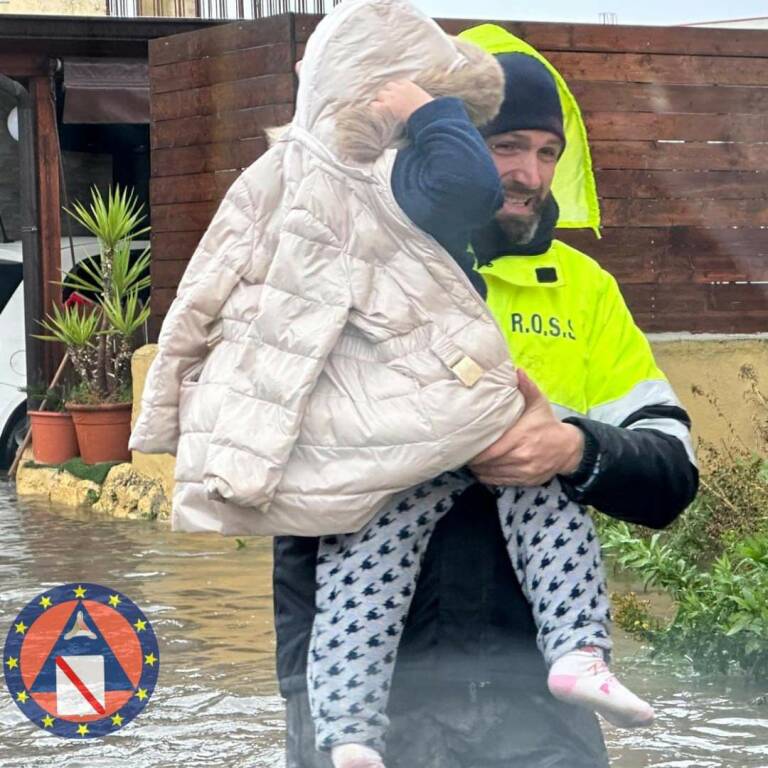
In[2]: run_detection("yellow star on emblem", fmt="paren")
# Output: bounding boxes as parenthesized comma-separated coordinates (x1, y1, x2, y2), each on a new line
(16, 690, 28, 703)
(134, 618, 147, 632)
(111, 713, 124, 727)
(135, 687, 148, 701)
(5, 656, 18, 669)
(77, 723, 89, 736)
(144, 652, 157, 667)
(14, 621, 27, 635)
(42, 715, 55, 728)
(39, 596, 52, 609)
(108, 594, 121, 607)
(73, 585, 87, 598)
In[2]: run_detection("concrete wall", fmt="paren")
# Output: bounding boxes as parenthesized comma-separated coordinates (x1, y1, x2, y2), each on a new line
(652, 338, 768, 457)
(0, 0, 106, 13)
(130, 338, 768, 499)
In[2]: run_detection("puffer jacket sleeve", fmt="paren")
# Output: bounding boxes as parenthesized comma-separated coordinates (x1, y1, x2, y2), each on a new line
(129, 175, 257, 455)
(201, 200, 353, 511)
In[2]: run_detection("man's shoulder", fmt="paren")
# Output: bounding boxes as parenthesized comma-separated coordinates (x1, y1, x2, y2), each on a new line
(550, 238, 616, 294)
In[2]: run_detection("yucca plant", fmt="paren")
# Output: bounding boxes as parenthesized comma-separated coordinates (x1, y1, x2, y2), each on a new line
(34, 185, 150, 403)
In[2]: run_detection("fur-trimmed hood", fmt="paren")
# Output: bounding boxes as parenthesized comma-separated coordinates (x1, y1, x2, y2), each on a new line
(292, 0, 504, 162)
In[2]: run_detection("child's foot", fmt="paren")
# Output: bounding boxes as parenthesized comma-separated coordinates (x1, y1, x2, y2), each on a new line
(547, 646, 655, 728)
(331, 743, 386, 768)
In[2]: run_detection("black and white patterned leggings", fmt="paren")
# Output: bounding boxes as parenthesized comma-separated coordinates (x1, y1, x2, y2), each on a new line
(307, 471, 611, 751)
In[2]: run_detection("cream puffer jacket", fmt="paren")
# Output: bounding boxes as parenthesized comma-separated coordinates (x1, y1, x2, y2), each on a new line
(130, 0, 525, 536)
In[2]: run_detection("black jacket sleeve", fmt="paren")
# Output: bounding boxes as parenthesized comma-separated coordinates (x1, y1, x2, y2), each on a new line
(558, 405, 699, 529)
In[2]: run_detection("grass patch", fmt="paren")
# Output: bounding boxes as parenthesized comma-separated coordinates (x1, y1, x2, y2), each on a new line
(24, 457, 121, 485)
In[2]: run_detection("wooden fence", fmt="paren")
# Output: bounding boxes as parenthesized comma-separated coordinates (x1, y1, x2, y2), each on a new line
(148, 15, 768, 337)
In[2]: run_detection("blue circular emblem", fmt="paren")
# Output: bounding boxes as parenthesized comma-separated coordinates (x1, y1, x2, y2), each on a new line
(3, 582, 159, 738)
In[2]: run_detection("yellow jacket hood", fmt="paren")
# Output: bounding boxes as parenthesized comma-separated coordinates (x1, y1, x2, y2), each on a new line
(458, 24, 601, 235)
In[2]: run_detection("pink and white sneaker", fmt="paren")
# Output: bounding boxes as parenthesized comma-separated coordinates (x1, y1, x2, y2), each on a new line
(547, 645, 655, 728)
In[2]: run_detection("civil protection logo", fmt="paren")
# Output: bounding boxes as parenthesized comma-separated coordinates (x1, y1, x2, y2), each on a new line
(3, 582, 159, 738)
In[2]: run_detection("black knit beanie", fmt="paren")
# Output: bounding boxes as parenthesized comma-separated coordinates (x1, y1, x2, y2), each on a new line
(480, 53, 565, 145)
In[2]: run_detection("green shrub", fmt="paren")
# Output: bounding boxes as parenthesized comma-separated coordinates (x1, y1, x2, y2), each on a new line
(601, 516, 768, 678)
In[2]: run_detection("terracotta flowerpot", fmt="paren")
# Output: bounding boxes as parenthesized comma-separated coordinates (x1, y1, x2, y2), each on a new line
(28, 410, 79, 464)
(66, 402, 132, 464)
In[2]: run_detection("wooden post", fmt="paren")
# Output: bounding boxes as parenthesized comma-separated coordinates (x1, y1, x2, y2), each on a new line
(30, 73, 62, 385)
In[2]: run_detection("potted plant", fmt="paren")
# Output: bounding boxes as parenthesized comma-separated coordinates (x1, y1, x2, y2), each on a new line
(35, 185, 150, 464)
(23, 384, 79, 464)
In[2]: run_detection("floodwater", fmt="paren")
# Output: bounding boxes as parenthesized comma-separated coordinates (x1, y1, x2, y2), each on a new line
(0, 482, 766, 767)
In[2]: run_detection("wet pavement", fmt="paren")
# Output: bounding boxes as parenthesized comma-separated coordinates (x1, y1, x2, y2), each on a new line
(1, 482, 766, 767)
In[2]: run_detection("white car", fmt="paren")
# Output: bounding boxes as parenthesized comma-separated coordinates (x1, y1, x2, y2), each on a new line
(0, 237, 149, 468)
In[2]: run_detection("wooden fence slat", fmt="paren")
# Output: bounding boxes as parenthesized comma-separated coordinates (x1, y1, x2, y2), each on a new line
(151, 103, 293, 150)
(560, 227, 768, 284)
(151, 231, 206, 261)
(153, 201, 220, 232)
(601, 199, 768, 227)
(151, 171, 240, 205)
(548, 51, 768, 87)
(622, 283, 768, 334)
(152, 288, 180, 317)
(595, 170, 768, 200)
(149, 15, 290, 67)
(590, 140, 768, 172)
(571, 80, 768, 115)
(585, 111, 768, 143)
(152, 74, 294, 122)
(152, 139, 267, 177)
(601, 198, 768, 227)
(150, 43, 292, 94)
(152, 259, 191, 288)
(632, 310, 768, 334)
(436, 18, 768, 58)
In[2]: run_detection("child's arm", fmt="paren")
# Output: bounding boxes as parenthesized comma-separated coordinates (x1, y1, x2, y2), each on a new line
(386, 91, 504, 244)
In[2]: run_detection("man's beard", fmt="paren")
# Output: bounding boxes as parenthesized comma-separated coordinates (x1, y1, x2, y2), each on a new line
(495, 181, 546, 245)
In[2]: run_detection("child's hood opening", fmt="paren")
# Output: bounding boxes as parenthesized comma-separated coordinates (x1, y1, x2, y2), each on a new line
(293, 0, 505, 162)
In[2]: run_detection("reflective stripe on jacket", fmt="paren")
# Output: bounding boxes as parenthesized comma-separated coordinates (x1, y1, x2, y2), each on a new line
(478, 238, 696, 466)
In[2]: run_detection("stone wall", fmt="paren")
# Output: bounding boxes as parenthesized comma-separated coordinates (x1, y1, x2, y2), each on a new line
(129, 338, 768, 500)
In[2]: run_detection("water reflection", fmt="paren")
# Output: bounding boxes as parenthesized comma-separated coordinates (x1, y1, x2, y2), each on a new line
(0, 482, 283, 767)
(1, 481, 766, 767)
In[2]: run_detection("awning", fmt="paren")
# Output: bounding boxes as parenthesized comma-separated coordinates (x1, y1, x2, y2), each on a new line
(63, 58, 149, 124)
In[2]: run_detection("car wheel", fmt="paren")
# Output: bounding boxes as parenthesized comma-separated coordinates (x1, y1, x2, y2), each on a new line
(1, 408, 28, 470)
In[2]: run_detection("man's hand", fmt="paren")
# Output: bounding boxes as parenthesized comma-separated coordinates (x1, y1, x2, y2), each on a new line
(371, 80, 433, 122)
(469, 369, 585, 487)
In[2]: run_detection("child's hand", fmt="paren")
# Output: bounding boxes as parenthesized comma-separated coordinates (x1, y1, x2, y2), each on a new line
(371, 80, 433, 122)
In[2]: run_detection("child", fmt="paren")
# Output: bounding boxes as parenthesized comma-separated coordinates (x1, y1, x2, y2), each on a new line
(304, 74, 654, 768)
